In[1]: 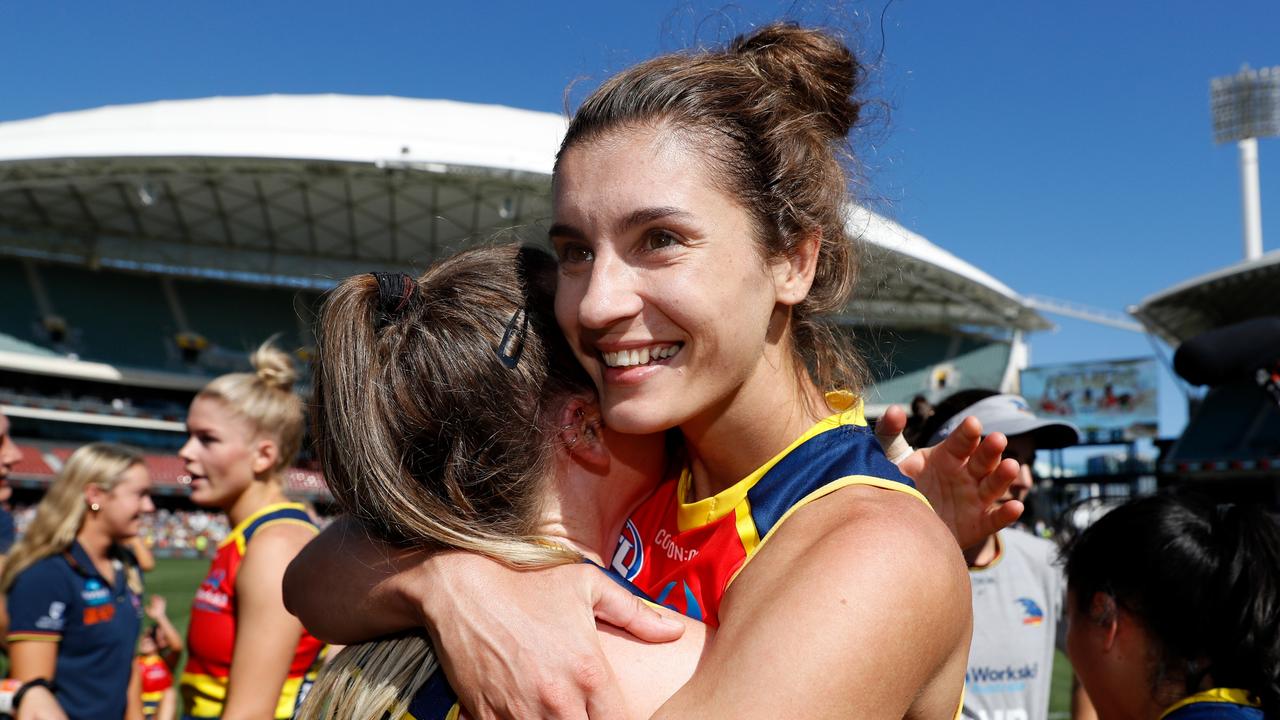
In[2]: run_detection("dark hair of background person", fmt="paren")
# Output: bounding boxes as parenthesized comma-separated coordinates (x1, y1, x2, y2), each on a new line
(1064, 492, 1280, 715)
(556, 22, 871, 396)
(906, 388, 999, 448)
(310, 244, 593, 565)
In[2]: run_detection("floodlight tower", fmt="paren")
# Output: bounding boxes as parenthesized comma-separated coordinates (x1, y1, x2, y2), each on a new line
(1211, 65, 1280, 261)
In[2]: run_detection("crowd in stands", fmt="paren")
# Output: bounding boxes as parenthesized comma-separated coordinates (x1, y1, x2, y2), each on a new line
(13, 505, 331, 558)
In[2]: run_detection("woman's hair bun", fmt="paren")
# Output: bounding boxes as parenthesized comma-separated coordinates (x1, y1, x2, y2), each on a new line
(250, 339, 297, 392)
(730, 22, 863, 138)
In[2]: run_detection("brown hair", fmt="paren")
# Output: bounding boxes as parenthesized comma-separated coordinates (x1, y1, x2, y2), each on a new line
(300, 245, 593, 720)
(557, 22, 869, 394)
(197, 341, 303, 476)
(311, 243, 591, 563)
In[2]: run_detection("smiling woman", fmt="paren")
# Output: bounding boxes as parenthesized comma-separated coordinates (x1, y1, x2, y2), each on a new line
(1, 442, 153, 720)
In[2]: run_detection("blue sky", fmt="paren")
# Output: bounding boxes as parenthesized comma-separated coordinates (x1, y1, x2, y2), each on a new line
(4, 0, 1278, 440)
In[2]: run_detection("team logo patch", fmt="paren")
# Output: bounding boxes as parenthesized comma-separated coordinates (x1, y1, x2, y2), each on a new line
(1016, 597, 1044, 626)
(35, 601, 66, 631)
(611, 519, 645, 581)
(655, 580, 703, 622)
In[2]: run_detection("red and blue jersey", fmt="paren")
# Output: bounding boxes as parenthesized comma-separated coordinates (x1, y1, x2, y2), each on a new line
(6, 542, 144, 720)
(1162, 689, 1265, 720)
(138, 652, 172, 717)
(180, 502, 324, 719)
(610, 397, 927, 627)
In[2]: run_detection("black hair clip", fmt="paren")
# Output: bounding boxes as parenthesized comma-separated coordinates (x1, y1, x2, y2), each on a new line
(369, 272, 417, 329)
(494, 307, 529, 369)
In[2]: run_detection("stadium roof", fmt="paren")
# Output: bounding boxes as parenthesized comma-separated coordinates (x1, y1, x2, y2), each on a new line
(1130, 250, 1280, 345)
(0, 94, 1046, 332)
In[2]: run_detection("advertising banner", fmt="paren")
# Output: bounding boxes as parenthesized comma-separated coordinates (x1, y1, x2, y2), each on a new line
(1021, 358, 1159, 442)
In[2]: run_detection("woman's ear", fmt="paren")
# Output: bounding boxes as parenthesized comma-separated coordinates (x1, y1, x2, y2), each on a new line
(84, 484, 108, 511)
(556, 395, 608, 467)
(1089, 592, 1121, 652)
(251, 438, 280, 476)
(772, 229, 821, 307)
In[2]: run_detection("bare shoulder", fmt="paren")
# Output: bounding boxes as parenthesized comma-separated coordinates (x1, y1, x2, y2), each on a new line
(747, 484, 968, 592)
(660, 485, 972, 719)
(239, 521, 317, 590)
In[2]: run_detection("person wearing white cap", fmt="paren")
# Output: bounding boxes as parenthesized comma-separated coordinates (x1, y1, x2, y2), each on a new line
(914, 390, 1096, 720)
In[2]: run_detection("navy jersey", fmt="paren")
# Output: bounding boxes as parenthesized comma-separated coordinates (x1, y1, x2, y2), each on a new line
(1162, 689, 1265, 720)
(7, 541, 143, 720)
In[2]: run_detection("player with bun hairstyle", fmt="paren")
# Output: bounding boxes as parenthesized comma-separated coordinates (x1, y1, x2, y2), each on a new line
(1064, 492, 1280, 720)
(178, 342, 325, 720)
(2, 442, 153, 720)
(288, 22, 1016, 719)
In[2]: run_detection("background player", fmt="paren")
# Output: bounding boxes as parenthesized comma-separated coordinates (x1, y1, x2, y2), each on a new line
(138, 594, 184, 720)
(913, 390, 1095, 720)
(1064, 492, 1280, 719)
(178, 342, 324, 720)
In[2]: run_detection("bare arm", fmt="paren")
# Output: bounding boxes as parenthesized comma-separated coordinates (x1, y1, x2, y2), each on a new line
(221, 524, 314, 720)
(284, 516, 684, 720)
(282, 516, 427, 642)
(125, 660, 145, 720)
(126, 537, 156, 573)
(654, 486, 972, 719)
(145, 594, 185, 664)
(10, 642, 68, 720)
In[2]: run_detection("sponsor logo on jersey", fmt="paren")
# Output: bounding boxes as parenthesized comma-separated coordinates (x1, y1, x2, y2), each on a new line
(653, 528, 699, 564)
(611, 519, 645, 581)
(1016, 597, 1044, 626)
(194, 586, 230, 613)
(82, 578, 111, 606)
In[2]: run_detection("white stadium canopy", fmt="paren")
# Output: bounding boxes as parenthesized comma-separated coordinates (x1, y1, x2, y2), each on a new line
(0, 94, 1046, 332)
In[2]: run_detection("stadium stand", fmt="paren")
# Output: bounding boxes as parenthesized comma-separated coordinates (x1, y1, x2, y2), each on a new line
(1133, 254, 1280, 504)
(0, 95, 1053, 534)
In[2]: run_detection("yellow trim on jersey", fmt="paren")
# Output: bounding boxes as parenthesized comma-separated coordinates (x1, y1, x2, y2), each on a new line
(726, 475, 932, 587)
(218, 501, 316, 552)
(6, 632, 59, 642)
(1160, 688, 1260, 718)
(967, 532, 1005, 572)
(674, 394, 869, 533)
(181, 671, 312, 719)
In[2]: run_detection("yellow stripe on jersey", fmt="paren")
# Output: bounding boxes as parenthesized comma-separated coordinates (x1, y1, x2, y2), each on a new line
(673, 392, 868, 533)
(1160, 689, 1261, 719)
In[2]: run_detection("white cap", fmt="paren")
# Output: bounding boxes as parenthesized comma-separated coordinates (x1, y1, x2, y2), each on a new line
(926, 394, 1080, 449)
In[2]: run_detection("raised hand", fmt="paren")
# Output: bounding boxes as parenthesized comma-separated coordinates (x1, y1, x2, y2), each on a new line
(876, 407, 1022, 550)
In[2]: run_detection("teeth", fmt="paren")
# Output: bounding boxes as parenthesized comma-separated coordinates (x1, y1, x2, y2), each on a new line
(602, 344, 681, 368)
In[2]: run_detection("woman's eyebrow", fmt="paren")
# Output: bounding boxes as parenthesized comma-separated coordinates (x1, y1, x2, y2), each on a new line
(616, 206, 691, 234)
(548, 222, 585, 241)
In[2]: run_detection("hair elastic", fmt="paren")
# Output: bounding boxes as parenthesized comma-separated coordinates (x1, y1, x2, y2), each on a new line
(369, 272, 418, 329)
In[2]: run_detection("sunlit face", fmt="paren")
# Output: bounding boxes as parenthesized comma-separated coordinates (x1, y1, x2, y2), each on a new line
(1001, 434, 1037, 504)
(552, 125, 796, 434)
(0, 413, 23, 481)
(94, 464, 154, 541)
(138, 632, 158, 655)
(179, 396, 264, 510)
